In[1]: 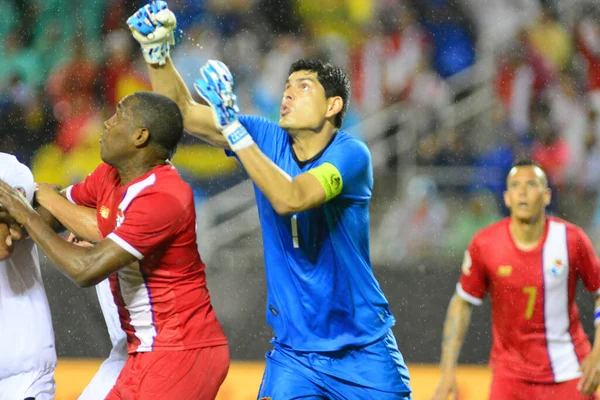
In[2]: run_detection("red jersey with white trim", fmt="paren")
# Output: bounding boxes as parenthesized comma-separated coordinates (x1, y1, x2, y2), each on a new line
(458, 217, 600, 383)
(67, 163, 227, 353)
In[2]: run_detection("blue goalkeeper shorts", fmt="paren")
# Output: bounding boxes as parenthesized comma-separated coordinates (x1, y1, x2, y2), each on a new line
(257, 329, 412, 400)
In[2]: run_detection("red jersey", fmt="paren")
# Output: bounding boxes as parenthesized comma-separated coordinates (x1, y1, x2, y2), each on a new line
(66, 163, 227, 353)
(458, 217, 600, 383)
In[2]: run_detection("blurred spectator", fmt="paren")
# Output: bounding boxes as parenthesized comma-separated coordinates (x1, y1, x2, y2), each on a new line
(417, 0, 477, 79)
(0, 32, 42, 88)
(444, 190, 501, 254)
(461, 0, 540, 53)
(575, 13, 600, 112)
(102, 30, 150, 108)
(471, 127, 516, 207)
(495, 44, 536, 136)
(45, 40, 100, 153)
(530, 105, 571, 189)
(373, 175, 449, 263)
(527, 8, 573, 75)
(434, 130, 476, 166)
(546, 72, 587, 180)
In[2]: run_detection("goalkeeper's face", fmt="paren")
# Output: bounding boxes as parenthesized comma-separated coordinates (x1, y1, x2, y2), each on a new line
(279, 70, 331, 133)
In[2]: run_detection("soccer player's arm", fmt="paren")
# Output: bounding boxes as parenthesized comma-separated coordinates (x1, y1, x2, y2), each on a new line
(147, 58, 230, 149)
(432, 241, 487, 400)
(0, 180, 137, 287)
(572, 228, 600, 395)
(35, 186, 100, 243)
(234, 139, 366, 215)
(34, 165, 110, 242)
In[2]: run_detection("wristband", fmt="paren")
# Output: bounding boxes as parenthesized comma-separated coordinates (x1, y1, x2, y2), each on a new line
(594, 307, 600, 326)
(222, 120, 254, 152)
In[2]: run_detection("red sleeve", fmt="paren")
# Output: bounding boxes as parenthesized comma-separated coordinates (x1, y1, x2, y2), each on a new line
(106, 192, 182, 259)
(573, 226, 600, 294)
(457, 237, 488, 305)
(66, 163, 110, 208)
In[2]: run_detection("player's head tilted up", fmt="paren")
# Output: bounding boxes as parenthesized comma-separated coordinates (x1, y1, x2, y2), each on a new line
(101, 91, 183, 166)
(280, 59, 351, 133)
(504, 159, 551, 224)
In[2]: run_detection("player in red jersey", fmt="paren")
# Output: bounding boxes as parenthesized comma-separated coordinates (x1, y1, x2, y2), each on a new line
(0, 91, 229, 399)
(431, 160, 600, 400)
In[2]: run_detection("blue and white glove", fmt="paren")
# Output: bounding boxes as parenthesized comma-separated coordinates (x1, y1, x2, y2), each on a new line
(127, 1, 176, 66)
(194, 60, 255, 151)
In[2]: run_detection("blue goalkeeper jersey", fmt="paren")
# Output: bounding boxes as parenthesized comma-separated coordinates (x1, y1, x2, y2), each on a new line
(233, 115, 395, 352)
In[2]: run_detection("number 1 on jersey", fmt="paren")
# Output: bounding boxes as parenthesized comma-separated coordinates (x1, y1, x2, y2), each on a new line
(291, 215, 299, 248)
(522, 286, 537, 320)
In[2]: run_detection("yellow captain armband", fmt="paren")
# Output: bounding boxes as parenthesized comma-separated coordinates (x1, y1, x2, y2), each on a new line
(307, 162, 343, 201)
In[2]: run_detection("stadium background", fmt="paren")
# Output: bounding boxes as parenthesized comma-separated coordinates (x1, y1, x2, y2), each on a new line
(2, 0, 600, 398)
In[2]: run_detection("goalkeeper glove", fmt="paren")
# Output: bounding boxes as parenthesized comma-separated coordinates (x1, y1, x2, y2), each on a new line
(194, 60, 255, 151)
(127, 1, 176, 65)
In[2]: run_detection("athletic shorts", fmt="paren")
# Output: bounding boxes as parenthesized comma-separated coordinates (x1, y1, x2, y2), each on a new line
(258, 329, 412, 399)
(0, 368, 55, 400)
(490, 373, 599, 400)
(105, 344, 229, 400)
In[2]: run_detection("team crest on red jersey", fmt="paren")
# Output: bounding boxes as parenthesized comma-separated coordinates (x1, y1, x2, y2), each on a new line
(116, 209, 125, 228)
(548, 259, 566, 277)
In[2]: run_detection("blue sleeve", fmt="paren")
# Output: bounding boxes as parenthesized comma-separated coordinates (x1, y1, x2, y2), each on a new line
(321, 138, 373, 201)
(225, 115, 287, 160)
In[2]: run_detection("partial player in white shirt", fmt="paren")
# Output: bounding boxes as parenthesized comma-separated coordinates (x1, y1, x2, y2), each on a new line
(0, 153, 57, 400)
(33, 186, 128, 400)
(70, 235, 127, 400)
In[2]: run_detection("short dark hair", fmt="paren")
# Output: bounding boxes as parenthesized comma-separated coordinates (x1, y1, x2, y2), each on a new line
(288, 59, 351, 128)
(126, 91, 184, 159)
(507, 159, 548, 187)
(511, 159, 543, 169)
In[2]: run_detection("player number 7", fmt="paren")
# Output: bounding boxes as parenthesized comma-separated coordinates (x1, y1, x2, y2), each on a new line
(522, 286, 537, 320)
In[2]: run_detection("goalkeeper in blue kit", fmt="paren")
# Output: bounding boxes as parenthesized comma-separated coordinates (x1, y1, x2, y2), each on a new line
(127, 2, 412, 398)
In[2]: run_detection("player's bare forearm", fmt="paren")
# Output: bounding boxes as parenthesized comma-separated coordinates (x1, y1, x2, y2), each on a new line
(36, 189, 100, 243)
(439, 294, 473, 374)
(236, 144, 326, 215)
(35, 205, 64, 233)
(21, 211, 136, 287)
(148, 58, 229, 148)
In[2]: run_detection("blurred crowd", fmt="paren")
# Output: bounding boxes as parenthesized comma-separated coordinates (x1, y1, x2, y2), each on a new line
(2, 0, 600, 263)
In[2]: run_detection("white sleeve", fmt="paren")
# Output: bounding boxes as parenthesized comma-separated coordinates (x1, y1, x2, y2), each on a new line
(0, 153, 35, 204)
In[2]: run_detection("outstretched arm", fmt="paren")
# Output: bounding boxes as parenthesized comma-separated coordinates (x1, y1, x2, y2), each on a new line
(430, 294, 473, 400)
(127, 2, 228, 148)
(148, 59, 229, 148)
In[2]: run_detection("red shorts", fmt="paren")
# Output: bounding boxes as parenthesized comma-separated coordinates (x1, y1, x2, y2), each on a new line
(490, 373, 598, 400)
(105, 344, 230, 400)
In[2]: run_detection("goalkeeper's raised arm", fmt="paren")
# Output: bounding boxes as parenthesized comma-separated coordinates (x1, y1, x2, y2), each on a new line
(127, 1, 229, 149)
